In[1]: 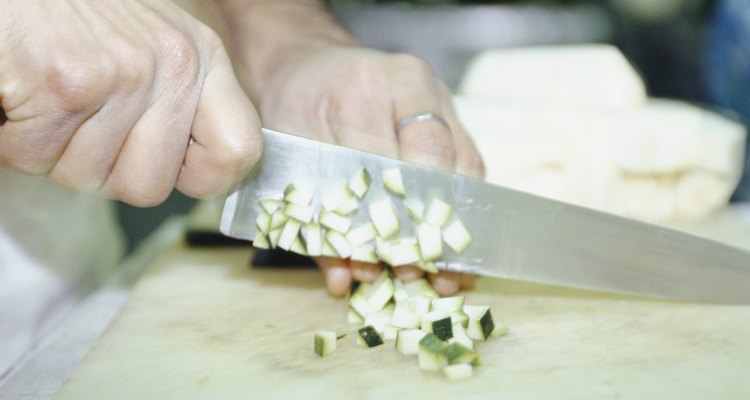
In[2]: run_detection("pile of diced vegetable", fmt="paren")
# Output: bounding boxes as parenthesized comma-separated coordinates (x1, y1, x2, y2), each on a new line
(252, 166, 507, 380)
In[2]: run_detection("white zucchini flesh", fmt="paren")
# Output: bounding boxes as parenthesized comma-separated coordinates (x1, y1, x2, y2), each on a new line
(464, 305, 495, 341)
(396, 329, 427, 355)
(314, 330, 337, 357)
(256, 212, 271, 234)
(390, 241, 422, 266)
(277, 220, 302, 251)
(334, 196, 360, 216)
(368, 198, 400, 239)
(382, 167, 406, 196)
(365, 272, 395, 311)
(321, 186, 355, 212)
(290, 237, 307, 256)
(374, 237, 393, 265)
(424, 198, 452, 227)
(283, 203, 315, 224)
(417, 223, 443, 261)
(390, 304, 421, 329)
(418, 333, 448, 372)
(404, 198, 425, 222)
(449, 310, 469, 328)
(321, 240, 338, 257)
(443, 364, 473, 381)
(259, 199, 282, 214)
(404, 279, 439, 298)
(349, 293, 374, 319)
(351, 245, 378, 263)
(268, 229, 282, 248)
(431, 296, 466, 313)
(407, 294, 433, 318)
(449, 323, 474, 350)
(491, 323, 510, 337)
(269, 210, 289, 231)
(319, 211, 352, 234)
(253, 234, 270, 249)
(349, 168, 372, 198)
(303, 223, 322, 257)
(346, 223, 377, 246)
(364, 311, 391, 334)
(383, 325, 401, 341)
(325, 231, 352, 259)
(442, 218, 473, 254)
(284, 184, 314, 205)
(347, 307, 365, 324)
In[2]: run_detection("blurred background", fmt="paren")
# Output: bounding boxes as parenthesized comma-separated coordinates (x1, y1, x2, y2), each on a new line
(117, 0, 750, 251)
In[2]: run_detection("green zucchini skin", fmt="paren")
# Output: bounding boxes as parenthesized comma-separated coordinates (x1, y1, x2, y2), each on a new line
(432, 316, 454, 341)
(358, 325, 384, 348)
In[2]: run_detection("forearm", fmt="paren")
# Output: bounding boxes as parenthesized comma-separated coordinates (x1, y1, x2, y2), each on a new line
(206, 0, 357, 101)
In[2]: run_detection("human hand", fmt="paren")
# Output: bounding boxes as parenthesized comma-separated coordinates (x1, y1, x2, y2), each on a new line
(0, 0, 261, 206)
(255, 46, 485, 297)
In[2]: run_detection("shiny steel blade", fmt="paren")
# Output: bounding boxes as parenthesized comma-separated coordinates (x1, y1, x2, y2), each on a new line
(222, 129, 750, 304)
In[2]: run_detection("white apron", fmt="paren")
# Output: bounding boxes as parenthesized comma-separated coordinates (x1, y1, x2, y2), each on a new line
(0, 169, 124, 377)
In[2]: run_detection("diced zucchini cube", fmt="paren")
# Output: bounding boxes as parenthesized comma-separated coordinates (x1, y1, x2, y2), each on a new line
(441, 342, 478, 365)
(269, 210, 289, 231)
(442, 364, 473, 381)
(449, 310, 469, 328)
(346, 223, 377, 246)
(407, 294, 433, 318)
(449, 323, 474, 350)
(390, 304, 420, 329)
(374, 237, 393, 265)
(464, 305, 495, 341)
(424, 198, 452, 227)
(256, 212, 271, 234)
(357, 325, 383, 348)
(365, 271, 394, 311)
(421, 311, 454, 341)
(491, 322, 509, 338)
(252, 234, 270, 250)
(396, 329, 426, 355)
(368, 199, 400, 239)
(431, 296, 466, 313)
(348, 293, 373, 319)
(284, 184, 313, 205)
(268, 228, 282, 248)
(390, 241, 421, 266)
(418, 333, 448, 371)
(383, 324, 400, 341)
(347, 307, 364, 324)
(325, 231, 352, 259)
(404, 198, 425, 222)
(334, 197, 360, 216)
(314, 330, 337, 357)
(417, 223, 443, 261)
(319, 211, 352, 233)
(443, 218, 472, 253)
(351, 245, 378, 263)
(303, 223, 322, 257)
(415, 260, 438, 274)
(404, 279, 439, 298)
(259, 199, 282, 214)
(382, 167, 406, 197)
(290, 237, 307, 256)
(322, 186, 354, 212)
(364, 311, 390, 334)
(283, 203, 315, 224)
(321, 240, 338, 257)
(277, 220, 302, 251)
(349, 168, 371, 198)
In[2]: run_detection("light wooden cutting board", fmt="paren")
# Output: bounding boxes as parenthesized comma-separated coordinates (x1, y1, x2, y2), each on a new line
(56, 213, 750, 400)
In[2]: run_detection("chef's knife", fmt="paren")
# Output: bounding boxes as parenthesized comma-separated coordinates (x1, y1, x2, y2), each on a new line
(221, 129, 750, 304)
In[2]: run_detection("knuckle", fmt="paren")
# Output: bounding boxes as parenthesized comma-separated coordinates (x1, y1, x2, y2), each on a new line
(108, 177, 172, 207)
(158, 28, 200, 79)
(391, 53, 433, 76)
(117, 50, 155, 91)
(45, 57, 112, 113)
(405, 128, 456, 164)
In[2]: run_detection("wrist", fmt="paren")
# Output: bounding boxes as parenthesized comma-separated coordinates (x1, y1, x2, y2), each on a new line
(213, 0, 357, 101)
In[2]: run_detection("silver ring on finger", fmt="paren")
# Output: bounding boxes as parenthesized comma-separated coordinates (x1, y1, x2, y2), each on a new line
(396, 112, 450, 134)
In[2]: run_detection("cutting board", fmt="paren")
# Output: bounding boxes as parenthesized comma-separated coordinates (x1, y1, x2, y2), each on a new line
(56, 213, 750, 399)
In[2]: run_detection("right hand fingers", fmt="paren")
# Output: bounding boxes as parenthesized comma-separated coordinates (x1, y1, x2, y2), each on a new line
(0, 1, 261, 206)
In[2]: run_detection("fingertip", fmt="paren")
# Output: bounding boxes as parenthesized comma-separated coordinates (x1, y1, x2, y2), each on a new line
(392, 265, 424, 282)
(350, 261, 382, 282)
(428, 271, 461, 296)
(316, 257, 352, 298)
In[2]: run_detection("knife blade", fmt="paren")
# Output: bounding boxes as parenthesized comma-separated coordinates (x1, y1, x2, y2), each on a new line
(221, 128, 750, 304)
